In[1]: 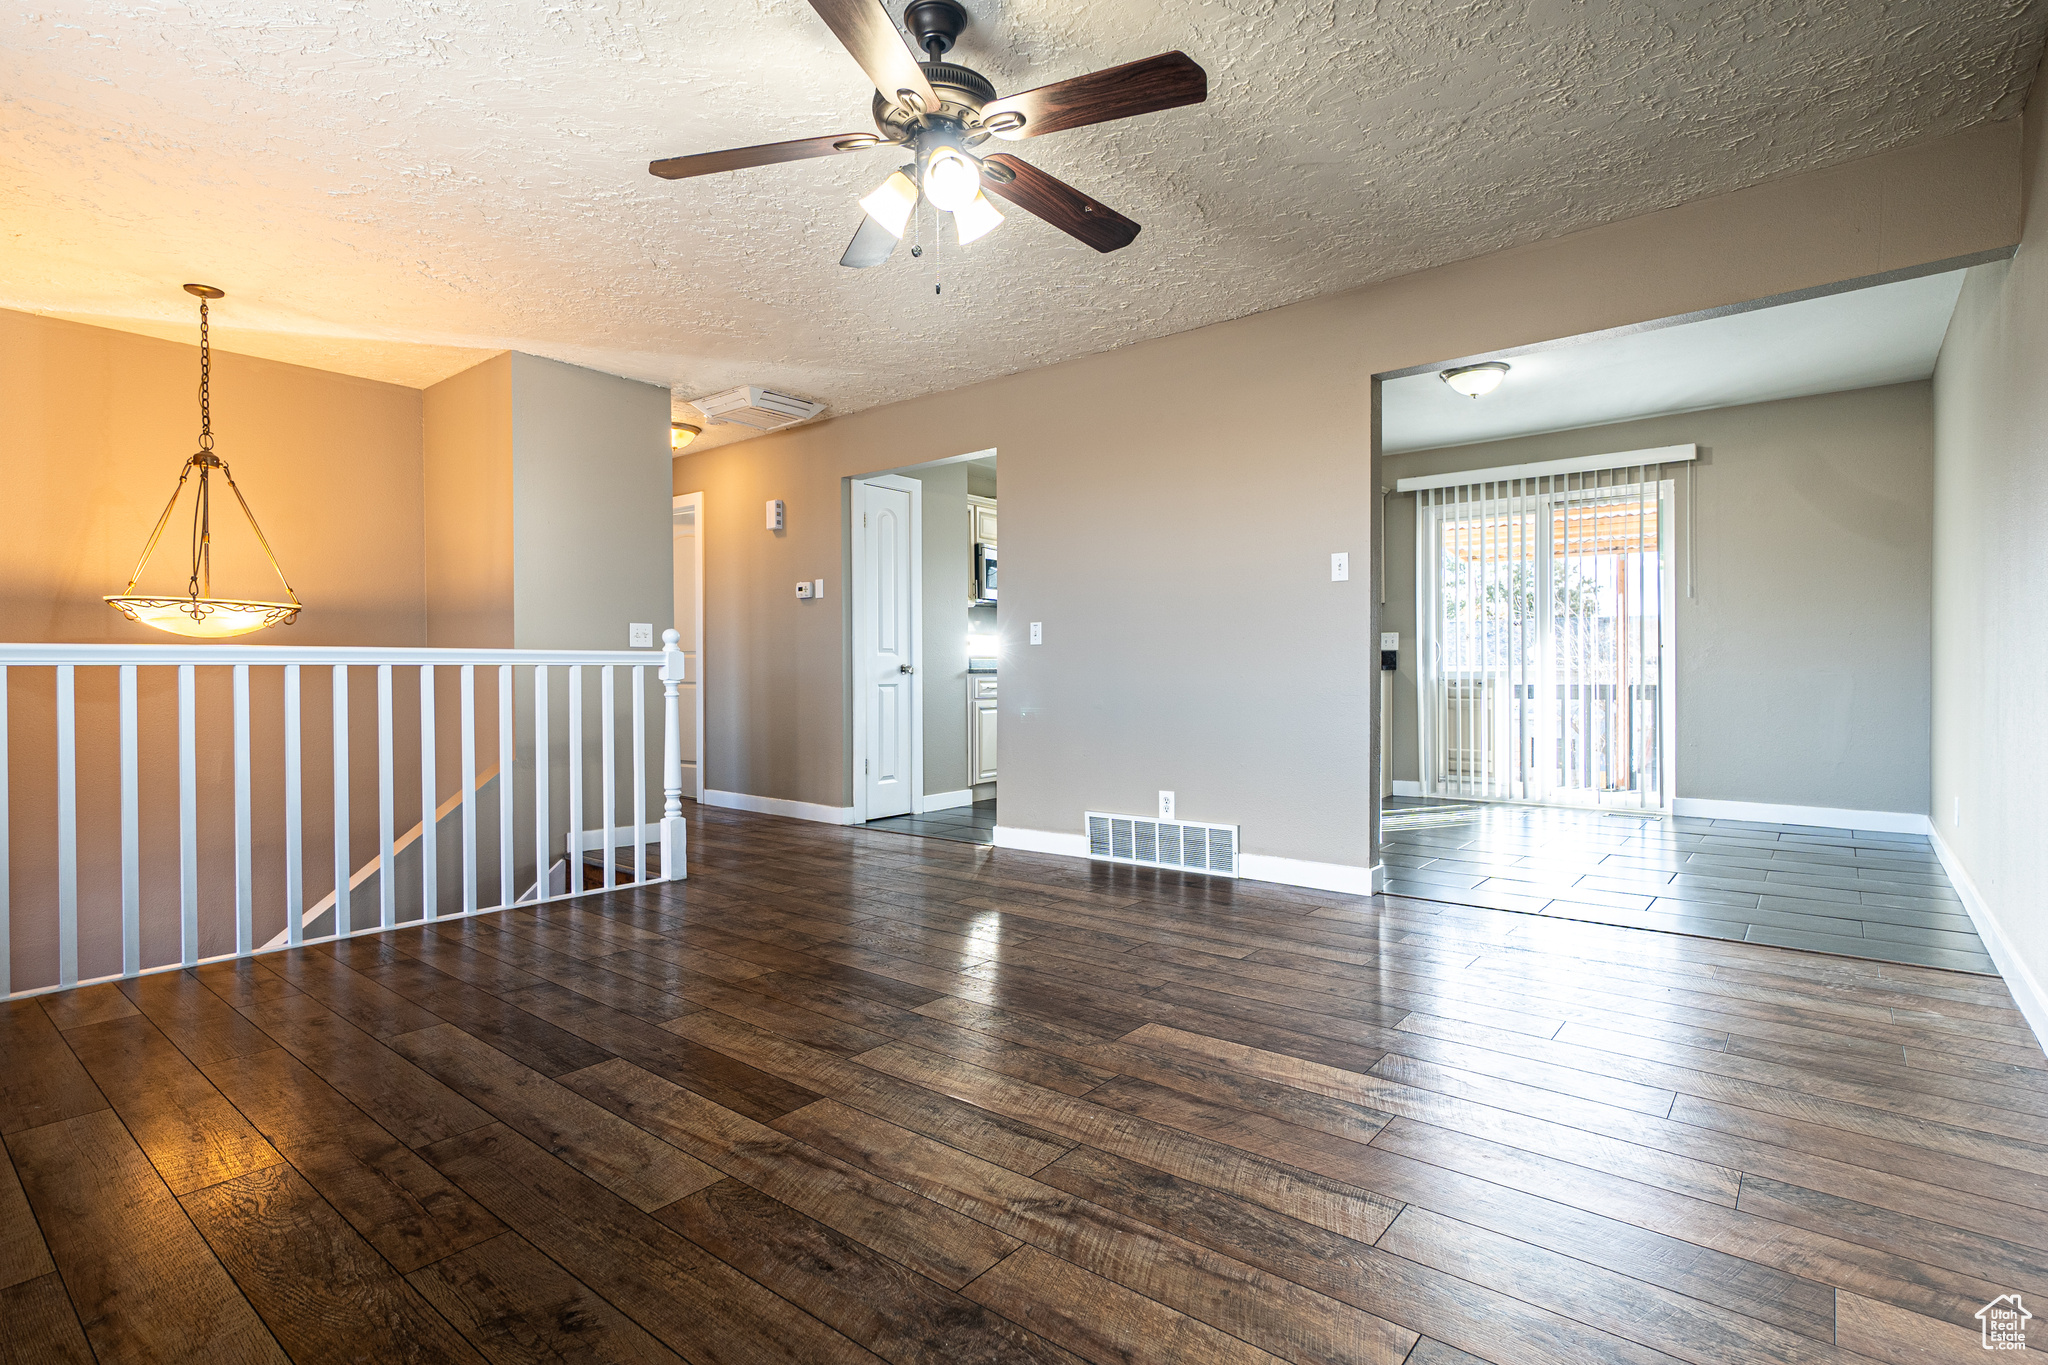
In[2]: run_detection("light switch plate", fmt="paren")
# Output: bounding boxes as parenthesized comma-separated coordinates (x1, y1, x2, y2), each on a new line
(813, 578, 826, 598)
(1029, 622, 1043, 645)
(766, 499, 785, 530)
(1331, 552, 1350, 582)
(629, 622, 654, 648)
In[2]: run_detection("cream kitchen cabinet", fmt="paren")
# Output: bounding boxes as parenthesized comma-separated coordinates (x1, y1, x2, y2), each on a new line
(969, 675, 998, 784)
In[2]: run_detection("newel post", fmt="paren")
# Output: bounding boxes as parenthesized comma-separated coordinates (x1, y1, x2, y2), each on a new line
(659, 629, 689, 879)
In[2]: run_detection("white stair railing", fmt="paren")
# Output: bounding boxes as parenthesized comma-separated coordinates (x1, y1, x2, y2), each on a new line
(0, 632, 689, 998)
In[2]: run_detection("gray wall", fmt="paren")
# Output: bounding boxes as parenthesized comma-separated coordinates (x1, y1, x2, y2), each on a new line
(510, 351, 674, 650)
(1930, 92, 2048, 1024)
(672, 124, 2016, 871)
(1383, 383, 1935, 814)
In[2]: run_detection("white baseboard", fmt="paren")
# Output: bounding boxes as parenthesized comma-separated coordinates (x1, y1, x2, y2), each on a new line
(1237, 853, 1380, 896)
(1390, 780, 1424, 798)
(1670, 797, 1930, 835)
(992, 825, 1088, 857)
(1929, 827, 2048, 1052)
(992, 826, 1377, 898)
(1372, 863, 1389, 894)
(705, 789, 857, 825)
(922, 789, 976, 813)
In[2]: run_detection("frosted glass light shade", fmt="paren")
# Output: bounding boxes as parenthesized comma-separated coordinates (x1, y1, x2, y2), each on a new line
(860, 171, 920, 238)
(1440, 362, 1510, 398)
(953, 192, 1004, 244)
(105, 596, 301, 638)
(923, 147, 981, 212)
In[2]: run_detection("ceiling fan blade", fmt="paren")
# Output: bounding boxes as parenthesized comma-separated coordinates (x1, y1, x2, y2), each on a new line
(649, 132, 889, 180)
(978, 52, 1206, 141)
(840, 214, 901, 268)
(980, 154, 1140, 253)
(806, 0, 940, 113)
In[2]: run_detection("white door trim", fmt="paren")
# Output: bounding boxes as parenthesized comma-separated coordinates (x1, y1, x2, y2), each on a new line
(850, 474, 924, 822)
(672, 492, 705, 801)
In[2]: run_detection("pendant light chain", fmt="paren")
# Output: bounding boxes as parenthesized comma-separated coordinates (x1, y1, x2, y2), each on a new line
(197, 296, 214, 453)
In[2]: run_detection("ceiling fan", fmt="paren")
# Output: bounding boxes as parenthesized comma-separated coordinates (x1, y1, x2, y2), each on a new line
(648, 0, 1206, 266)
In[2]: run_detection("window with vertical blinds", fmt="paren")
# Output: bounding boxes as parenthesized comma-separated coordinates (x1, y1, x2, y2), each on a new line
(1404, 449, 1681, 810)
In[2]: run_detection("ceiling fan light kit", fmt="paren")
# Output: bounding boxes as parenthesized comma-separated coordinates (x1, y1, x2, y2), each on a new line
(648, 0, 1206, 268)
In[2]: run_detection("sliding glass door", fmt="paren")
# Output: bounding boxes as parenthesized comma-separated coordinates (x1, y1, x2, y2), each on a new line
(1414, 460, 1675, 810)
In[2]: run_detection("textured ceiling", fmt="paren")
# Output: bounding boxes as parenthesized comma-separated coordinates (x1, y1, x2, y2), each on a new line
(1383, 268, 1970, 452)
(3, 1, 2042, 452)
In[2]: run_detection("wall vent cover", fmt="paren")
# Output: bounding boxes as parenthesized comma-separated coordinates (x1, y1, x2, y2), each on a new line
(695, 385, 826, 431)
(1086, 812, 1238, 877)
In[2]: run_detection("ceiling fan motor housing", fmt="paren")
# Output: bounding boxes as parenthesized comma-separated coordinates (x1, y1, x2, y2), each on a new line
(872, 60, 995, 140)
(904, 0, 968, 59)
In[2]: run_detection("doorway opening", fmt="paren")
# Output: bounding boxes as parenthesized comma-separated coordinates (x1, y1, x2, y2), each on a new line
(1370, 266, 1993, 973)
(849, 450, 997, 844)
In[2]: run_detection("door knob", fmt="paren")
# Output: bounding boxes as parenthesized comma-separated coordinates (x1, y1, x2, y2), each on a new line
(899, 664, 915, 674)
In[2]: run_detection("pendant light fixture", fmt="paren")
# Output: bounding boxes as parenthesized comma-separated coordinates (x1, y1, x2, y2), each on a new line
(105, 285, 303, 638)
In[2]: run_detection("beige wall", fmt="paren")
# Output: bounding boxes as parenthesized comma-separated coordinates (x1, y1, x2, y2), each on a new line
(424, 353, 514, 648)
(673, 121, 2020, 873)
(1382, 383, 1935, 815)
(1, 308, 431, 987)
(1930, 86, 2048, 1031)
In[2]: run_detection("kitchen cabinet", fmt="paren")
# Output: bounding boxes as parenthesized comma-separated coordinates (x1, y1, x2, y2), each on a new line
(969, 675, 997, 784)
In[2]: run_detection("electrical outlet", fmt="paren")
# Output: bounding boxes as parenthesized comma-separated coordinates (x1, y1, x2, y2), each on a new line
(1159, 791, 1175, 820)
(794, 582, 814, 599)
(1029, 622, 1042, 645)
(1331, 552, 1350, 582)
(629, 622, 654, 648)
(1380, 632, 1399, 651)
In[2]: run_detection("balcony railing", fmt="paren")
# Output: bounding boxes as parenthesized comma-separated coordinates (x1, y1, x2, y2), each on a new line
(0, 634, 690, 998)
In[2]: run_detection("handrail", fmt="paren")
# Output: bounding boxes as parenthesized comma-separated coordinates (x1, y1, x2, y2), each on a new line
(0, 642, 664, 666)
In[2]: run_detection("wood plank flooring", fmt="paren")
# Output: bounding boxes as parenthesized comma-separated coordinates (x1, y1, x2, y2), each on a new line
(3, 803, 2043, 1364)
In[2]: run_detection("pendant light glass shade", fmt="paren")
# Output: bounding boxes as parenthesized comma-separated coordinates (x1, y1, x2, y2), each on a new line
(106, 286, 302, 638)
(952, 191, 1004, 244)
(860, 170, 920, 239)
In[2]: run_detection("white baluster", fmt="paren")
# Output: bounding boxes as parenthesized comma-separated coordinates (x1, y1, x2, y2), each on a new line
(378, 664, 396, 930)
(419, 665, 438, 921)
(567, 666, 583, 886)
(460, 664, 477, 914)
(661, 630, 688, 881)
(601, 664, 617, 891)
(533, 666, 550, 901)
(333, 665, 351, 937)
(119, 665, 140, 976)
(285, 665, 304, 947)
(55, 664, 77, 989)
(233, 664, 253, 957)
(0, 667, 8, 996)
(179, 664, 198, 965)
(632, 664, 647, 885)
(498, 665, 514, 909)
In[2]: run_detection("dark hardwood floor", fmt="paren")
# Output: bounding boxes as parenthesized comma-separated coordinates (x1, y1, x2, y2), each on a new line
(3, 803, 2043, 1364)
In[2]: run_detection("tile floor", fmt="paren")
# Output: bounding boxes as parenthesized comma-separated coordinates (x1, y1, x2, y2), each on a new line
(1379, 798, 1993, 973)
(866, 798, 997, 845)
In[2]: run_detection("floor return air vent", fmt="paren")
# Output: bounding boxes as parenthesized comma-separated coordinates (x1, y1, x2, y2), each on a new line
(1086, 812, 1239, 877)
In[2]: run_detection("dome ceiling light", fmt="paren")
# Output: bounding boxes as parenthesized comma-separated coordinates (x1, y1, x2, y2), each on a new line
(1440, 362, 1511, 398)
(105, 285, 302, 639)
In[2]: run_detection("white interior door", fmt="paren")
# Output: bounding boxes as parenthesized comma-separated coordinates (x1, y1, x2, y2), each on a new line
(854, 476, 920, 819)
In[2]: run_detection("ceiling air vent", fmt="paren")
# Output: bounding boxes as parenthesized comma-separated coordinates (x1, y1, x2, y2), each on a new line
(1086, 812, 1238, 878)
(694, 385, 826, 431)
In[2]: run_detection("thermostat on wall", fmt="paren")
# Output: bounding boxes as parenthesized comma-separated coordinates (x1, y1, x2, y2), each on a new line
(766, 499, 785, 530)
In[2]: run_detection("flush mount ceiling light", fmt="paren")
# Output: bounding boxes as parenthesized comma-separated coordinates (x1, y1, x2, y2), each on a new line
(671, 422, 702, 451)
(1440, 362, 1511, 398)
(646, 0, 1207, 268)
(105, 285, 302, 639)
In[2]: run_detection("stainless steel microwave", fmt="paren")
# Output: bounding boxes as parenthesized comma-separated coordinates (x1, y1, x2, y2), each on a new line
(974, 542, 997, 602)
